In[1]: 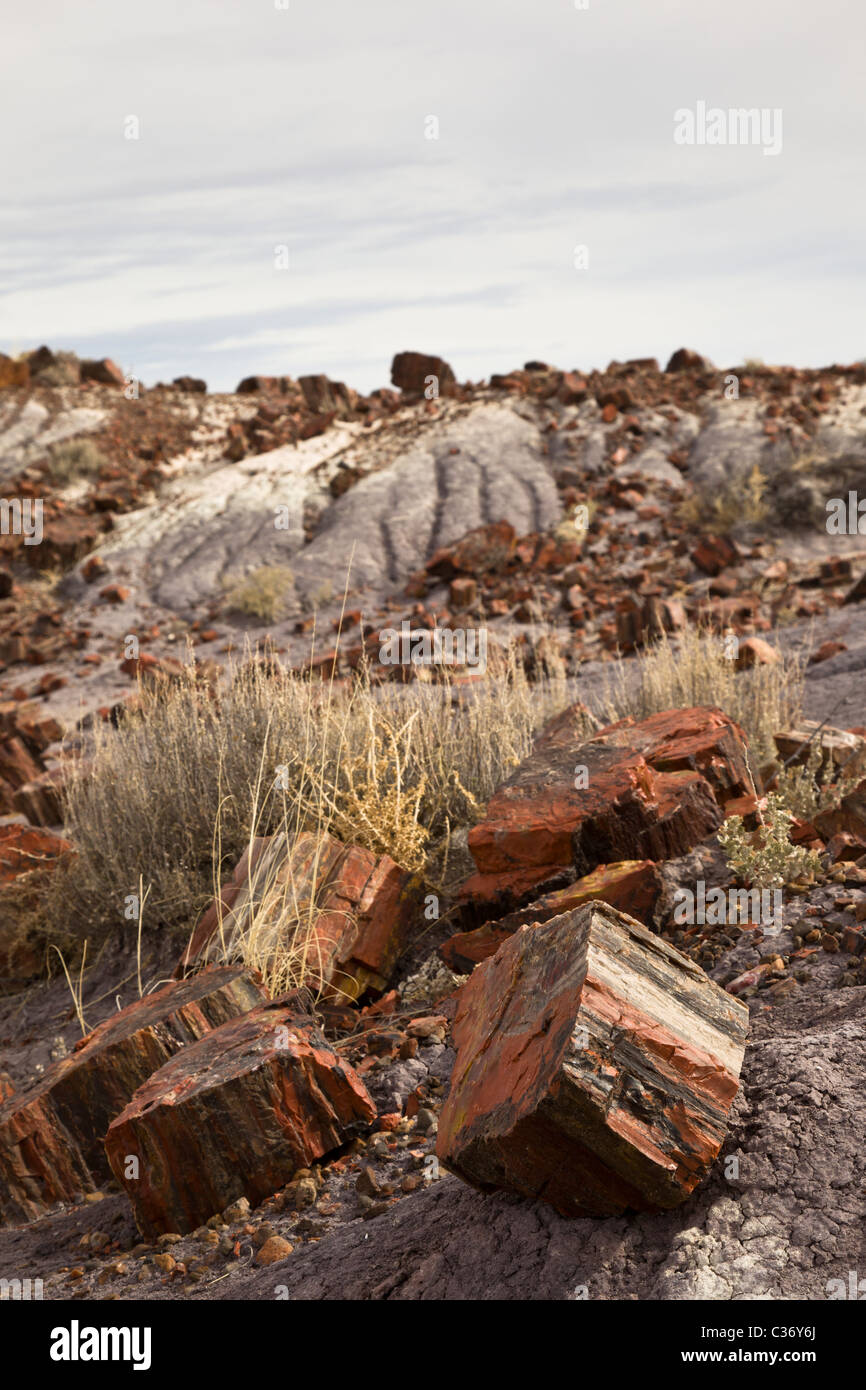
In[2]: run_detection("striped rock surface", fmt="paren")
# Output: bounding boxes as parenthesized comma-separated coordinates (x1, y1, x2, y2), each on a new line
(437, 900, 748, 1216)
(441, 859, 662, 970)
(460, 704, 752, 910)
(0, 966, 266, 1224)
(106, 999, 376, 1236)
(178, 829, 424, 999)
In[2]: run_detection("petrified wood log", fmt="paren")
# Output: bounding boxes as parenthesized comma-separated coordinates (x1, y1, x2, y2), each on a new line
(178, 829, 424, 999)
(437, 900, 748, 1216)
(460, 705, 752, 909)
(441, 860, 662, 971)
(105, 1000, 376, 1236)
(0, 966, 266, 1224)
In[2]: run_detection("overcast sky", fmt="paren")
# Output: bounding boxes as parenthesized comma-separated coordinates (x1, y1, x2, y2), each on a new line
(1, 0, 863, 393)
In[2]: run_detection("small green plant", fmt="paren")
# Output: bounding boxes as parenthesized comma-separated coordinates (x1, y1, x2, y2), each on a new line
(718, 792, 822, 889)
(48, 438, 107, 483)
(223, 565, 295, 621)
(771, 738, 864, 821)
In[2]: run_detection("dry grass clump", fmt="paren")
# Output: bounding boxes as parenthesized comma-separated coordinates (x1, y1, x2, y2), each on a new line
(48, 438, 107, 484)
(599, 625, 805, 763)
(44, 644, 574, 953)
(677, 463, 768, 531)
(223, 565, 295, 621)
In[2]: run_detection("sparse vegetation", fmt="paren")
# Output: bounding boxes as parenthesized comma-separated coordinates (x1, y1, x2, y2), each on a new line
(223, 565, 295, 621)
(599, 624, 804, 763)
(47, 437, 108, 484)
(677, 462, 769, 531)
(718, 792, 822, 889)
(44, 646, 576, 962)
(771, 737, 864, 821)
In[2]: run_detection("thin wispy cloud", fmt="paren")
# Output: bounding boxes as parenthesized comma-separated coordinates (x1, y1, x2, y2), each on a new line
(1, 0, 864, 391)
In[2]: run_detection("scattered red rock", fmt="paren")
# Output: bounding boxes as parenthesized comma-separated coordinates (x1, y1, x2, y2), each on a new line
(809, 640, 848, 665)
(426, 520, 517, 581)
(734, 636, 780, 669)
(691, 535, 739, 577)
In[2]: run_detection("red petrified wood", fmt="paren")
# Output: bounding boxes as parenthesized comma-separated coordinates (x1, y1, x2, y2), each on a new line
(178, 830, 424, 998)
(441, 859, 662, 970)
(460, 705, 752, 910)
(105, 1000, 376, 1236)
(437, 901, 748, 1216)
(0, 966, 266, 1224)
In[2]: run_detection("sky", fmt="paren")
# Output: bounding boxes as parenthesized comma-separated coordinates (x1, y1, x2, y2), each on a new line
(1, 0, 864, 394)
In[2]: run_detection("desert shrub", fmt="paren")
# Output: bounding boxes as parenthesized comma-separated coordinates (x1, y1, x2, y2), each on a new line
(718, 793, 822, 889)
(44, 646, 576, 955)
(223, 565, 295, 621)
(599, 624, 805, 763)
(48, 438, 107, 483)
(677, 463, 768, 531)
(771, 737, 864, 821)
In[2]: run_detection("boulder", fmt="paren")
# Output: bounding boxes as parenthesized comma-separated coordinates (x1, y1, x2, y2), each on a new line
(441, 860, 662, 970)
(298, 374, 354, 417)
(690, 535, 739, 577)
(734, 636, 779, 669)
(0, 354, 29, 390)
(460, 705, 752, 909)
(437, 900, 748, 1216)
(79, 358, 125, 387)
(177, 830, 424, 998)
(105, 999, 376, 1236)
(426, 520, 517, 579)
(391, 351, 456, 396)
(0, 967, 266, 1224)
(665, 347, 715, 373)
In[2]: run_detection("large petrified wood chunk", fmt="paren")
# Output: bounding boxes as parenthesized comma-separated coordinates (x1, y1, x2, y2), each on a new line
(460, 705, 752, 909)
(105, 999, 376, 1236)
(441, 860, 662, 970)
(436, 901, 748, 1216)
(0, 966, 266, 1224)
(178, 829, 424, 999)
